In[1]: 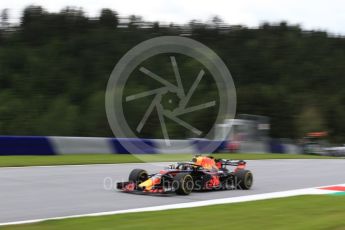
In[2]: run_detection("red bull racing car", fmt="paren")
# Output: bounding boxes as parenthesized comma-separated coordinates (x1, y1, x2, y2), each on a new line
(117, 156, 253, 195)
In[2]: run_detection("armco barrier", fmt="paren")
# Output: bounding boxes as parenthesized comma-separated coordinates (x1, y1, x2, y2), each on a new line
(0, 136, 224, 155)
(237, 141, 269, 153)
(50, 136, 114, 154)
(154, 139, 196, 154)
(269, 139, 286, 154)
(0, 136, 301, 155)
(192, 139, 227, 153)
(0, 136, 56, 155)
(110, 138, 157, 154)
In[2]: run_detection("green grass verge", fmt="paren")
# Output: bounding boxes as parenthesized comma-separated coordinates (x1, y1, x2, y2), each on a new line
(0, 153, 336, 167)
(3, 195, 345, 230)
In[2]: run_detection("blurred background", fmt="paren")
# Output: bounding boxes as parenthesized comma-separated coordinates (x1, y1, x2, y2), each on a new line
(0, 1, 344, 150)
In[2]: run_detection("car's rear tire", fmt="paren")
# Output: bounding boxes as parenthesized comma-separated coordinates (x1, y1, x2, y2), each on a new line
(128, 169, 148, 184)
(234, 170, 253, 190)
(173, 173, 194, 195)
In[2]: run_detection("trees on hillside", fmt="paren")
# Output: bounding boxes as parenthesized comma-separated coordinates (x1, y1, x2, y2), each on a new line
(0, 6, 344, 141)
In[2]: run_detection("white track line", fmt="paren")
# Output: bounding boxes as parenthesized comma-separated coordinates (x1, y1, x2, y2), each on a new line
(0, 183, 344, 227)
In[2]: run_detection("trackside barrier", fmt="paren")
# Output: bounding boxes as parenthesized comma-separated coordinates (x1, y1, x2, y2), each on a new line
(50, 136, 114, 154)
(0, 136, 300, 155)
(269, 139, 286, 153)
(0, 136, 55, 155)
(110, 138, 157, 154)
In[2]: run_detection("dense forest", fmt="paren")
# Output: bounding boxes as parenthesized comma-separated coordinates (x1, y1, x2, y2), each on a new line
(0, 6, 344, 142)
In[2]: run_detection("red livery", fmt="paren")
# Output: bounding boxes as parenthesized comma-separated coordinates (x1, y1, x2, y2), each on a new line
(117, 155, 253, 195)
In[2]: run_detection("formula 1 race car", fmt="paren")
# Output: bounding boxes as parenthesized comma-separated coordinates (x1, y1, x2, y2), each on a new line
(117, 156, 253, 195)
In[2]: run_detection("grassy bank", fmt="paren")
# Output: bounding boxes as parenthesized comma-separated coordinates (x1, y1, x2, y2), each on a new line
(0, 153, 336, 167)
(3, 195, 345, 230)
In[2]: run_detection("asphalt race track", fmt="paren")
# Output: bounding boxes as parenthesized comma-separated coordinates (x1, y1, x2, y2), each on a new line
(0, 159, 344, 223)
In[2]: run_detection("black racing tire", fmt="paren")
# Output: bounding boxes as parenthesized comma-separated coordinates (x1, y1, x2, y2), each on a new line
(233, 170, 253, 190)
(128, 169, 148, 184)
(173, 173, 194, 195)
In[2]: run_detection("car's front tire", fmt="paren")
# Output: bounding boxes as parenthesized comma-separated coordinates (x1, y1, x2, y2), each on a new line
(128, 169, 148, 184)
(173, 173, 194, 195)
